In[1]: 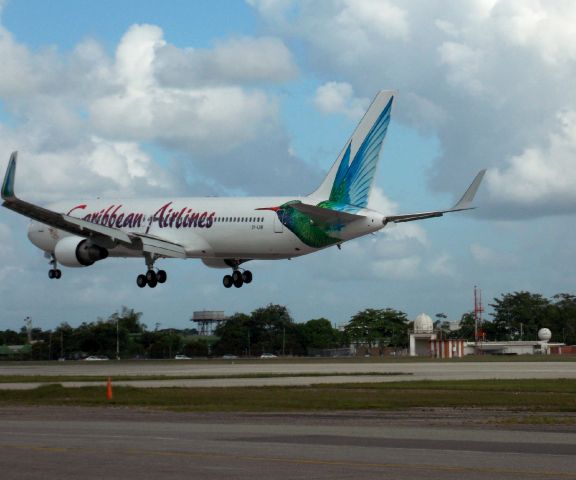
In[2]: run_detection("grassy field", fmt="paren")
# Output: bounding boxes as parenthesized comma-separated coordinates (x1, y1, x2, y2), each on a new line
(1, 379, 575, 413)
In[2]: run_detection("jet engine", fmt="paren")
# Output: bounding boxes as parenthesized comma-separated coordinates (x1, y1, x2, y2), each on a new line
(54, 236, 109, 267)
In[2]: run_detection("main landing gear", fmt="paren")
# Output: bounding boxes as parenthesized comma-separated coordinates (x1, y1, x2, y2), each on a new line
(223, 269, 253, 289)
(48, 255, 62, 279)
(137, 254, 167, 289)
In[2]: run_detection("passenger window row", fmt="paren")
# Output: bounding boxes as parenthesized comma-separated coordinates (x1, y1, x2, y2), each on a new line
(214, 216, 265, 223)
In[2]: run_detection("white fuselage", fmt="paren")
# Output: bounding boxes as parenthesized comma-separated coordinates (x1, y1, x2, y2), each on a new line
(27, 196, 386, 264)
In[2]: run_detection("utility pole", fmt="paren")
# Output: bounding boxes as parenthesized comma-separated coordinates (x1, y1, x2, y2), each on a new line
(116, 317, 120, 360)
(474, 286, 484, 354)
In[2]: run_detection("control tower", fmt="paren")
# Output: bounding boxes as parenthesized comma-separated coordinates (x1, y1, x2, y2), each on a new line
(192, 310, 226, 336)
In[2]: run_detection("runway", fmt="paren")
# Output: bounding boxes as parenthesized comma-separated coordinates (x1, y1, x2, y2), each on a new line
(1, 360, 575, 389)
(0, 407, 575, 480)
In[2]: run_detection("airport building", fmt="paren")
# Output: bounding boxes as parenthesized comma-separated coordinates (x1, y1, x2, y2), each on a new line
(409, 317, 566, 357)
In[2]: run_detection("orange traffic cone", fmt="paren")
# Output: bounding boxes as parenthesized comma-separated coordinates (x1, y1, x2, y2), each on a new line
(106, 377, 113, 400)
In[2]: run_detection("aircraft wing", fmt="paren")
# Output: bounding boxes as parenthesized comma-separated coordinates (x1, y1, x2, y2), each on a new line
(1, 151, 186, 258)
(383, 170, 486, 225)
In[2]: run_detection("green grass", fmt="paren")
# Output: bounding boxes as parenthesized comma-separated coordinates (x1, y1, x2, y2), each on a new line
(1, 379, 575, 413)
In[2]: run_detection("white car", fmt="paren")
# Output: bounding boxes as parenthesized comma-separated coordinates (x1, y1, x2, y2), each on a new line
(260, 353, 277, 359)
(174, 354, 191, 360)
(83, 355, 109, 361)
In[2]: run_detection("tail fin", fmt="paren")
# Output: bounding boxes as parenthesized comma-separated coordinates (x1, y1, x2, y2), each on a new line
(308, 91, 395, 208)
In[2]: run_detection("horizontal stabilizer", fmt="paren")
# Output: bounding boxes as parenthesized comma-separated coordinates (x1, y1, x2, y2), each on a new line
(291, 202, 364, 225)
(383, 170, 486, 225)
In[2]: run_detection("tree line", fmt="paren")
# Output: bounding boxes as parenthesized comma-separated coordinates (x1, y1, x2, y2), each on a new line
(1, 291, 575, 360)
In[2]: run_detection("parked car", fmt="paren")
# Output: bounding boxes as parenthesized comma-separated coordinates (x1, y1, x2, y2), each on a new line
(83, 355, 109, 361)
(260, 353, 277, 359)
(174, 354, 191, 360)
(222, 354, 238, 359)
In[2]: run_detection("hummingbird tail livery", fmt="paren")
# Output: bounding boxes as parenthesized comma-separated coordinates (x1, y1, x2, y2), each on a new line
(1, 91, 486, 289)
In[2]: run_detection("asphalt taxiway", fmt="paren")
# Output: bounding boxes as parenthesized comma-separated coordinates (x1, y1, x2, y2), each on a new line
(0, 407, 575, 480)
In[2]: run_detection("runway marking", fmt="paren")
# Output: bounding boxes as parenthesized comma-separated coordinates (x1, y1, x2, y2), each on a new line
(2, 443, 576, 478)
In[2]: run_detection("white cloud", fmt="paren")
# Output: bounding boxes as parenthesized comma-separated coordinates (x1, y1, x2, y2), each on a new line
(438, 41, 485, 95)
(314, 82, 368, 119)
(426, 252, 457, 277)
(493, 0, 576, 65)
(487, 110, 576, 213)
(371, 256, 421, 279)
(156, 36, 298, 87)
(470, 243, 519, 267)
(0, 20, 310, 199)
(250, 0, 576, 219)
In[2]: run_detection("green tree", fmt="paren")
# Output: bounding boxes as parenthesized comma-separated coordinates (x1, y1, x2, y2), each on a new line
(300, 318, 341, 352)
(450, 311, 476, 341)
(213, 313, 252, 356)
(551, 294, 576, 344)
(214, 305, 303, 356)
(490, 291, 551, 341)
(345, 308, 408, 352)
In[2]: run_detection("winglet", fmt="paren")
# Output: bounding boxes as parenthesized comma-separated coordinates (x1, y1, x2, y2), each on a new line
(1, 151, 18, 201)
(451, 169, 486, 211)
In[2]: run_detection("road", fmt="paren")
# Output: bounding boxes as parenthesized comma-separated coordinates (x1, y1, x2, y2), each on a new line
(0, 407, 575, 480)
(0, 360, 575, 389)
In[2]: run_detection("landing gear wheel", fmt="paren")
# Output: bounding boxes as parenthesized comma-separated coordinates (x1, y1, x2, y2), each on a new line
(146, 270, 157, 284)
(148, 277, 158, 288)
(232, 270, 244, 288)
(48, 269, 55, 279)
(136, 274, 147, 288)
(54, 269, 62, 279)
(223, 275, 233, 288)
(242, 270, 252, 284)
(157, 270, 167, 284)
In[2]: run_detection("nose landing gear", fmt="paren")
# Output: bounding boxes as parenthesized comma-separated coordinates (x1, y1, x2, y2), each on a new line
(48, 255, 62, 279)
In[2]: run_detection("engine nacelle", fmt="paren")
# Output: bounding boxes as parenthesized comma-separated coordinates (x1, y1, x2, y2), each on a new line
(54, 236, 109, 268)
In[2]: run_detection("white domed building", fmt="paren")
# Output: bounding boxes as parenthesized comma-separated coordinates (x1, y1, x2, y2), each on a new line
(409, 313, 437, 357)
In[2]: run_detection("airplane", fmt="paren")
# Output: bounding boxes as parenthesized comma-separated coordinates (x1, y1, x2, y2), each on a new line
(1, 91, 485, 289)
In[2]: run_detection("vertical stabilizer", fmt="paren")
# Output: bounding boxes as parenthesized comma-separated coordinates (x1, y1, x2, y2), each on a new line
(308, 91, 395, 208)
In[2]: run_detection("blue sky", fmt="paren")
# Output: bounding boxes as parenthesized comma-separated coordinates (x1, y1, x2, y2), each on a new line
(1, 0, 576, 333)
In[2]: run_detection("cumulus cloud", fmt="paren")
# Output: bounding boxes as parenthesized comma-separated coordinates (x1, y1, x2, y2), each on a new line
(487, 110, 576, 216)
(250, 0, 576, 219)
(156, 36, 298, 87)
(470, 243, 519, 267)
(0, 20, 312, 199)
(314, 82, 369, 119)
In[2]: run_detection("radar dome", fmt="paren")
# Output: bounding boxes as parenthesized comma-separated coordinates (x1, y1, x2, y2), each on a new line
(538, 328, 552, 342)
(414, 313, 434, 334)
